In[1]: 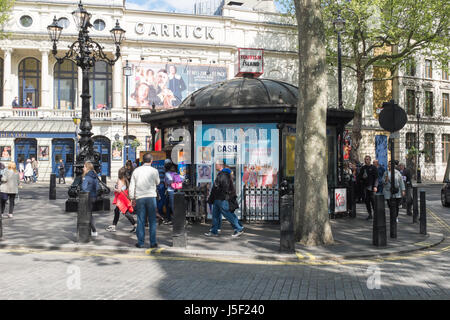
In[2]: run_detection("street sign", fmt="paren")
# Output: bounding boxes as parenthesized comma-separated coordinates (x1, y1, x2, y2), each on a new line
(378, 100, 407, 133)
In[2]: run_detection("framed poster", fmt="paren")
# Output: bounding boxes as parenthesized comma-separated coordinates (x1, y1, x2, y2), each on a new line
(0, 146, 11, 161)
(197, 164, 212, 182)
(112, 146, 122, 161)
(334, 188, 347, 213)
(38, 146, 49, 161)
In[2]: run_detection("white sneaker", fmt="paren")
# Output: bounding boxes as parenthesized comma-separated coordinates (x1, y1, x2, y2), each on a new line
(106, 225, 116, 232)
(91, 231, 98, 237)
(396, 218, 399, 223)
(8, 214, 13, 218)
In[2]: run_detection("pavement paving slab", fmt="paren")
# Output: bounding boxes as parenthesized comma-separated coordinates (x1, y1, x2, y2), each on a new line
(0, 183, 444, 262)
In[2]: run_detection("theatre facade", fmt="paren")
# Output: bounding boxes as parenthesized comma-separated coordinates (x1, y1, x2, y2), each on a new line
(0, 0, 298, 180)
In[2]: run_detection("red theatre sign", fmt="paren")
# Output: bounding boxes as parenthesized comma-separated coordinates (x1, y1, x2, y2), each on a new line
(235, 48, 264, 77)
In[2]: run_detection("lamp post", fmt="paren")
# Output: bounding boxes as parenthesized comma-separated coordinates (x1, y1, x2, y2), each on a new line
(123, 60, 132, 162)
(48, 1, 125, 210)
(416, 87, 422, 183)
(334, 11, 345, 185)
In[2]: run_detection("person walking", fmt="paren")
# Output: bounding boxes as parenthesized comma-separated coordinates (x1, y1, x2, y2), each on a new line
(24, 159, 33, 183)
(124, 160, 134, 184)
(58, 159, 66, 184)
(0, 162, 20, 218)
(383, 161, 406, 223)
(18, 161, 25, 182)
(205, 161, 244, 238)
(129, 153, 160, 248)
(106, 167, 136, 233)
(31, 157, 38, 182)
(81, 161, 99, 237)
(398, 162, 413, 215)
(163, 162, 183, 225)
(357, 155, 378, 220)
(373, 160, 385, 195)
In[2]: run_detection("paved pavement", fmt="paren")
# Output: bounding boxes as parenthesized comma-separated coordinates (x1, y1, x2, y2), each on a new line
(0, 182, 444, 263)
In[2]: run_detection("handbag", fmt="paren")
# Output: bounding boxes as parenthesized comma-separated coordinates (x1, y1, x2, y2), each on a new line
(228, 195, 239, 213)
(96, 177, 111, 197)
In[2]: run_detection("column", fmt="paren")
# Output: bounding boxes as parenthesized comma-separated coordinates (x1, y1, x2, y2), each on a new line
(40, 49, 50, 108)
(3, 48, 12, 106)
(112, 55, 122, 110)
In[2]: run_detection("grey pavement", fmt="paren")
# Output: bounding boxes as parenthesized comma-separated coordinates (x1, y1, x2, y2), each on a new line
(0, 182, 444, 262)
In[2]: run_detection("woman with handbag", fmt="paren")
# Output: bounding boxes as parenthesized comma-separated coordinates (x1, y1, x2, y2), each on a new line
(106, 167, 136, 233)
(81, 161, 99, 237)
(0, 162, 20, 218)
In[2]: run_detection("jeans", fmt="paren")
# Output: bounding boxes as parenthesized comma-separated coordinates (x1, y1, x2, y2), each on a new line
(210, 200, 243, 234)
(88, 197, 97, 233)
(136, 197, 157, 246)
(364, 189, 375, 216)
(1, 194, 16, 214)
(59, 172, 65, 184)
(166, 190, 174, 221)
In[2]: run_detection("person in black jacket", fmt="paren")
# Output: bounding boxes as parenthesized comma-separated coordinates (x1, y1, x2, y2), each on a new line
(398, 162, 413, 215)
(205, 161, 244, 238)
(58, 159, 65, 184)
(357, 155, 378, 220)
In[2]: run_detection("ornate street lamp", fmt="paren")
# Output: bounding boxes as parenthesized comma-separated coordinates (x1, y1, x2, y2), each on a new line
(48, 1, 125, 210)
(334, 11, 345, 185)
(123, 60, 132, 162)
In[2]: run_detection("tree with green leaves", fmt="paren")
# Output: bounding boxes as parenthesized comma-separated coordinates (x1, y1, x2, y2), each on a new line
(279, 0, 450, 162)
(0, 0, 14, 39)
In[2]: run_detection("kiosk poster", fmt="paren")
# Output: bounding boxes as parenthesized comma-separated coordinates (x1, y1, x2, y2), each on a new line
(1, 146, 11, 161)
(335, 188, 347, 213)
(38, 146, 49, 161)
(112, 146, 122, 161)
(127, 61, 227, 110)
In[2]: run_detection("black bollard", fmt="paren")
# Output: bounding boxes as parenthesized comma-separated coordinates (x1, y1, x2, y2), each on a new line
(389, 198, 397, 239)
(420, 191, 427, 235)
(349, 182, 356, 218)
(172, 191, 187, 248)
(101, 175, 110, 212)
(413, 187, 419, 223)
(77, 192, 91, 243)
(280, 192, 295, 253)
(49, 173, 56, 200)
(406, 184, 412, 216)
(373, 194, 387, 247)
(0, 214, 3, 239)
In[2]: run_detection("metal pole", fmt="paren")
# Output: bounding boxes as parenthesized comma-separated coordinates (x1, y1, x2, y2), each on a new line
(125, 60, 129, 162)
(413, 186, 419, 223)
(389, 137, 397, 238)
(337, 31, 343, 110)
(420, 190, 427, 235)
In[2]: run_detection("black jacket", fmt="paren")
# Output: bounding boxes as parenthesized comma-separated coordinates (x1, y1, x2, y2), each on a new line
(208, 169, 235, 203)
(358, 165, 378, 189)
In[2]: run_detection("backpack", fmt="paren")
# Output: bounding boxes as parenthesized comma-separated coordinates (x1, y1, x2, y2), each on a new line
(170, 172, 183, 190)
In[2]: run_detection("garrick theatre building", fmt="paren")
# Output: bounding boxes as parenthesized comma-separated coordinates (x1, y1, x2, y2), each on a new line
(0, 0, 299, 181)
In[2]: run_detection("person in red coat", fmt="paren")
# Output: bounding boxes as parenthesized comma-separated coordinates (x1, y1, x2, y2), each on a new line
(106, 168, 136, 233)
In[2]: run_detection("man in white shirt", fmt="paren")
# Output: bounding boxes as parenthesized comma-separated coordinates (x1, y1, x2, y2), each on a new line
(129, 153, 160, 248)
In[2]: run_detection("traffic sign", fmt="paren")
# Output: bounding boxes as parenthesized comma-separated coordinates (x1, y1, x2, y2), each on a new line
(378, 100, 407, 133)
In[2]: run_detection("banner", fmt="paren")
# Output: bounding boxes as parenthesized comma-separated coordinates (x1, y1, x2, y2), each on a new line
(127, 61, 227, 110)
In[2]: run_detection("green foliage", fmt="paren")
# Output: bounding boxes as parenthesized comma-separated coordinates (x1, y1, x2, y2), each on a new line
(112, 140, 124, 150)
(130, 139, 141, 149)
(0, 0, 15, 39)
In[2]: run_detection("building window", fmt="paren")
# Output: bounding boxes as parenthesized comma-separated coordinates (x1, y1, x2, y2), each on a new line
(425, 91, 433, 116)
(443, 63, 449, 81)
(406, 89, 416, 115)
(19, 15, 33, 28)
(18, 57, 41, 108)
(442, 134, 450, 164)
(405, 58, 416, 77)
(57, 17, 70, 29)
(88, 61, 112, 110)
(406, 132, 416, 151)
(93, 19, 105, 31)
(443, 93, 450, 117)
(54, 60, 78, 110)
(425, 59, 433, 79)
(424, 133, 435, 163)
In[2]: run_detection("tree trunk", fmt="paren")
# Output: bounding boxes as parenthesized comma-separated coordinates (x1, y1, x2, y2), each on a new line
(293, 0, 333, 246)
(350, 69, 367, 163)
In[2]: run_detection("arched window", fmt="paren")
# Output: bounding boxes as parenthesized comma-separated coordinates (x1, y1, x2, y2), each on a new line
(89, 61, 112, 110)
(54, 60, 78, 110)
(0, 57, 3, 106)
(19, 58, 41, 108)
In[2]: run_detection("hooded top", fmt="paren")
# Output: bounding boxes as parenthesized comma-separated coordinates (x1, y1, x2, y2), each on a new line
(81, 170, 99, 198)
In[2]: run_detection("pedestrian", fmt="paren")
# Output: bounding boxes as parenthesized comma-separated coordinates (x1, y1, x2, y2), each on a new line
(31, 157, 39, 182)
(383, 161, 406, 223)
(205, 161, 244, 238)
(58, 159, 66, 184)
(12, 96, 19, 107)
(129, 153, 160, 249)
(373, 160, 385, 195)
(24, 97, 33, 108)
(81, 161, 99, 237)
(0, 162, 20, 218)
(357, 155, 378, 220)
(398, 162, 413, 215)
(125, 160, 134, 183)
(163, 162, 184, 225)
(24, 159, 33, 183)
(106, 167, 136, 233)
(18, 160, 25, 181)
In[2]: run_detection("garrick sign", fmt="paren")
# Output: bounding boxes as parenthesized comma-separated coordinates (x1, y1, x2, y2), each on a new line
(135, 22, 215, 40)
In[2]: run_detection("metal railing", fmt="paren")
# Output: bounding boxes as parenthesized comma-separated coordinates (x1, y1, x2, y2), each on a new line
(242, 185, 280, 222)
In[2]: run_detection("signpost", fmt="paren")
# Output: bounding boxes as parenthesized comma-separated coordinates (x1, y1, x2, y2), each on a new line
(378, 100, 407, 239)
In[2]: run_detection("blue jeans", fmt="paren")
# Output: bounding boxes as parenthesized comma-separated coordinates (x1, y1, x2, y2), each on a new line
(136, 197, 157, 246)
(210, 200, 243, 234)
(166, 190, 174, 221)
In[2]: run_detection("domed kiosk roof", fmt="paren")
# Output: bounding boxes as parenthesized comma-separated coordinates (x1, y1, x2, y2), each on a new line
(180, 77, 298, 108)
